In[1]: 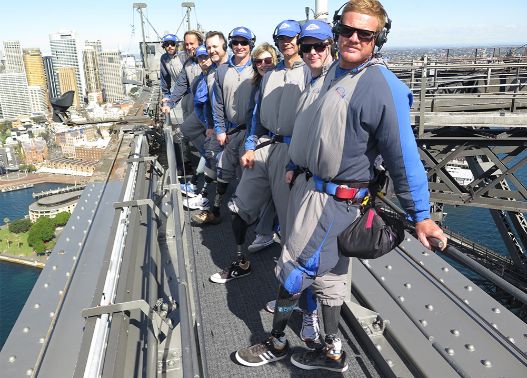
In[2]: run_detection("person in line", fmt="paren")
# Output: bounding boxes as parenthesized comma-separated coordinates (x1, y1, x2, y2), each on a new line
(159, 33, 185, 104)
(235, 0, 447, 372)
(191, 27, 256, 226)
(210, 20, 309, 282)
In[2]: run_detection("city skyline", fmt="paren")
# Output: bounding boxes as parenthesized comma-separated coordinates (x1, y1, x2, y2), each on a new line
(0, 0, 525, 56)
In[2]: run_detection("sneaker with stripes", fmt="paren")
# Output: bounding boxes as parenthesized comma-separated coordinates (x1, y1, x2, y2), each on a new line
(235, 336, 289, 367)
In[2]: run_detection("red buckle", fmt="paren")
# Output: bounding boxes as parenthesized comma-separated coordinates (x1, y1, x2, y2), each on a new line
(334, 186, 359, 200)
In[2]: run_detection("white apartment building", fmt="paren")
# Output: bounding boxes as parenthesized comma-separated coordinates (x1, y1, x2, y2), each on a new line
(99, 51, 125, 103)
(49, 30, 84, 101)
(0, 72, 31, 118)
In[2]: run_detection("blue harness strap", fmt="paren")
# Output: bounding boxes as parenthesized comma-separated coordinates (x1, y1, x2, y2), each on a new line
(313, 176, 369, 200)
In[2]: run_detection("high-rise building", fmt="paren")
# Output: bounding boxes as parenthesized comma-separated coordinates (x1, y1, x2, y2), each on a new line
(49, 30, 84, 102)
(3, 41, 25, 73)
(28, 85, 47, 113)
(99, 51, 125, 103)
(23, 48, 50, 109)
(0, 72, 31, 118)
(43, 56, 58, 99)
(57, 67, 80, 108)
(85, 40, 102, 55)
(83, 46, 101, 93)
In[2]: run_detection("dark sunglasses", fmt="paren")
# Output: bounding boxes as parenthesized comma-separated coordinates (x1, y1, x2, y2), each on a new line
(231, 40, 249, 46)
(300, 43, 328, 54)
(337, 24, 376, 41)
(197, 54, 210, 60)
(162, 41, 176, 48)
(254, 57, 273, 65)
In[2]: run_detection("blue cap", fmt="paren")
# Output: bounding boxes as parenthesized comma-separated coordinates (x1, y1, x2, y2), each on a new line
(196, 45, 208, 57)
(299, 20, 333, 41)
(274, 20, 301, 38)
(162, 34, 178, 43)
(229, 26, 255, 41)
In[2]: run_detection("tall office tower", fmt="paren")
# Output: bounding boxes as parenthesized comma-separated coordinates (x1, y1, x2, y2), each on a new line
(83, 46, 101, 93)
(85, 40, 102, 55)
(57, 67, 80, 108)
(0, 73, 31, 118)
(3, 40, 25, 73)
(28, 85, 47, 113)
(122, 55, 138, 95)
(49, 30, 84, 101)
(43, 56, 58, 99)
(23, 48, 50, 109)
(99, 51, 125, 102)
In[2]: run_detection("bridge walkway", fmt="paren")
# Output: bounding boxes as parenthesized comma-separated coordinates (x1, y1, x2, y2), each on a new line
(182, 181, 381, 377)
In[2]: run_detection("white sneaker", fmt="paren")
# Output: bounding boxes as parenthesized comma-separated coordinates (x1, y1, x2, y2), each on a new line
(301, 311, 321, 343)
(265, 299, 301, 314)
(248, 233, 275, 252)
(183, 194, 209, 211)
(180, 182, 198, 197)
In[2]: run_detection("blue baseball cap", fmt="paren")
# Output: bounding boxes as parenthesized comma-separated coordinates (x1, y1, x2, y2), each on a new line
(196, 45, 208, 57)
(299, 20, 333, 41)
(162, 34, 178, 43)
(229, 26, 255, 41)
(274, 20, 301, 38)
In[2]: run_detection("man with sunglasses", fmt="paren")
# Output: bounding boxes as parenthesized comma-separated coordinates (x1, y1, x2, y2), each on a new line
(191, 26, 256, 226)
(209, 20, 309, 282)
(160, 34, 184, 105)
(236, 0, 447, 372)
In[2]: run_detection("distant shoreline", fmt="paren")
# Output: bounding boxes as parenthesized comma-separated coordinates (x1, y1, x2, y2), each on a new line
(0, 173, 88, 191)
(0, 254, 45, 269)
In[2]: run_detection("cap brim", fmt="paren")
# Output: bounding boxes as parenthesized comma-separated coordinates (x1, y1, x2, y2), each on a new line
(300, 32, 331, 41)
(276, 30, 298, 38)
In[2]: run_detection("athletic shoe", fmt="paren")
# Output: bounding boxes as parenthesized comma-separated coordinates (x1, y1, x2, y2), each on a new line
(273, 232, 282, 244)
(191, 210, 221, 225)
(183, 194, 209, 211)
(300, 311, 321, 343)
(235, 336, 289, 367)
(180, 182, 198, 197)
(248, 233, 275, 252)
(290, 338, 348, 372)
(210, 260, 251, 283)
(265, 299, 301, 314)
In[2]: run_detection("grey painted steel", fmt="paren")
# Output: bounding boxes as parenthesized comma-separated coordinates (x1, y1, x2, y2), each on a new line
(354, 234, 527, 377)
(0, 182, 121, 378)
(164, 126, 201, 377)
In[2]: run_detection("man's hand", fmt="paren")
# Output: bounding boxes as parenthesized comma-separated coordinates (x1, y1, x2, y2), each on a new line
(240, 150, 255, 168)
(206, 129, 214, 138)
(216, 132, 227, 146)
(415, 219, 447, 251)
(160, 105, 171, 114)
(285, 170, 294, 184)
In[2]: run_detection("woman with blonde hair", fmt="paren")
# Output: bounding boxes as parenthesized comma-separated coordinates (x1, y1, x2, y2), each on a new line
(251, 42, 278, 86)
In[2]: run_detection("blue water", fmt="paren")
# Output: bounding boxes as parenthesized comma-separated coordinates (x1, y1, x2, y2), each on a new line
(0, 183, 64, 349)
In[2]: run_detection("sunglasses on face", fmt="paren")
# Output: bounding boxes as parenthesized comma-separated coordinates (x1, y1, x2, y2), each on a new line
(231, 40, 249, 46)
(254, 57, 273, 65)
(198, 55, 209, 61)
(300, 43, 328, 54)
(337, 24, 376, 41)
(162, 41, 176, 48)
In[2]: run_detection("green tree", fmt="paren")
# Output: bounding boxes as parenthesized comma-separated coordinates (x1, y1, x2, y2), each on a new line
(8, 218, 32, 233)
(53, 212, 71, 227)
(28, 217, 55, 248)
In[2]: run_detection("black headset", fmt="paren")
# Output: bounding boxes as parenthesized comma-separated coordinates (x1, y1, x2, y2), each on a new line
(332, 1, 391, 50)
(205, 31, 228, 52)
(228, 28, 256, 50)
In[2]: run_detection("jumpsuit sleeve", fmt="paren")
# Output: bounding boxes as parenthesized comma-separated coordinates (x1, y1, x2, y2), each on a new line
(212, 72, 226, 135)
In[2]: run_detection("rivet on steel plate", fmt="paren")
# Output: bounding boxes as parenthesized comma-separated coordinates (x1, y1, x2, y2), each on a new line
(406, 238, 411, 242)
(450, 329, 460, 336)
(465, 344, 475, 352)
(386, 265, 392, 270)
(419, 319, 428, 327)
(421, 251, 429, 256)
(26, 369, 33, 376)
(66, 271, 70, 277)
(81, 206, 85, 211)
(8, 356, 16, 363)
(380, 276, 385, 281)
(508, 337, 515, 344)
(52, 265, 57, 270)
(464, 285, 473, 291)
(22, 327, 30, 333)
(376, 344, 382, 351)
(44, 283, 49, 288)
(50, 312, 55, 317)
(398, 296, 405, 302)
(481, 360, 492, 368)
(419, 260, 424, 265)
(445, 348, 455, 356)
(425, 304, 434, 311)
(492, 307, 501, 314)
(439, 278, 444, 283)
(66, 237, 70, 242)
(491, 323, 498, 329)
(386, 359, 394, 367)
(34, 303, 40, 309)
(59, 290, 63, 295)
(442, 267, 449, 272)
(39, 337, 45, 344)
(463, 299, 469, 305)
(404, 283, 412, 289)
(73, 256, 76, 261)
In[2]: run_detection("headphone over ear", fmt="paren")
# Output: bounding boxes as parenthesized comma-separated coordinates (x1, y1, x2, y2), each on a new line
(205, 31, 228, 52)
(332, 1, 391, 50)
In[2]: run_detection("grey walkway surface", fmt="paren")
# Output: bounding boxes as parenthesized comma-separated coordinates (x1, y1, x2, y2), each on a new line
(182, 182, 382, 377)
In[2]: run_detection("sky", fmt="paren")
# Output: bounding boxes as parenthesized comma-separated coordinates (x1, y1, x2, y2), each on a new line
(0, 0, 526, 55)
